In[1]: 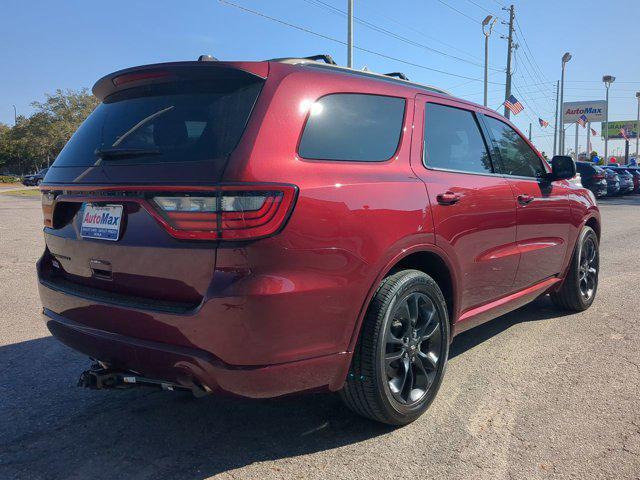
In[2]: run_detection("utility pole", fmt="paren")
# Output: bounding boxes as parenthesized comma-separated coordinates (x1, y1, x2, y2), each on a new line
(502, 4, 515, 119)
(347, 0, 353, 68)
(12, 105, 17, 125)
(587, 121, 591, 155)
(553, 80, 559, 156)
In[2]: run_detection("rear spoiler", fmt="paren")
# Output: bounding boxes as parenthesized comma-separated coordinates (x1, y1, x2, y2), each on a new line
(92, 61, 269, 101)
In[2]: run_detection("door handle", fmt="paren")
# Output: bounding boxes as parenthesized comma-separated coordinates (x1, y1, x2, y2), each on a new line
(517, 194, 534, 205)
(436, 191, 461, 205)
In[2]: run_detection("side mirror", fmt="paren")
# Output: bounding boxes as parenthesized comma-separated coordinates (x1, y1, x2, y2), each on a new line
(549, 155, 576, 181)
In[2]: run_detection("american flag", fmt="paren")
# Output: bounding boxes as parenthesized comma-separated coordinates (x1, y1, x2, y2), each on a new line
(620, 128, 629, 140)
(538, 117, 549, 128)
(504, 95, 524, 115)
(590, 128, 598, 136)
(577, 114, 587, 128)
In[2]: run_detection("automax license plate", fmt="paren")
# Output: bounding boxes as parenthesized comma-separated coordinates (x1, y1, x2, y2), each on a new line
(80, 204, 123, 241)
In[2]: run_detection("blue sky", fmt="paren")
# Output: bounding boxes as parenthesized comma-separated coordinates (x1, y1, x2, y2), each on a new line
(2, 0, 639, 156)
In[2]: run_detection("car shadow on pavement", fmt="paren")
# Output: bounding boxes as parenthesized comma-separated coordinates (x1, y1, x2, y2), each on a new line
(0, 336, 392, 479)
(0, 295, 571, 479)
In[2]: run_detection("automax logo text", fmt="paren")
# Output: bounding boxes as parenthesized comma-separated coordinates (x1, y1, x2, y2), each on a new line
(564, 107, 603, 115)
(83, 211, 120, 226)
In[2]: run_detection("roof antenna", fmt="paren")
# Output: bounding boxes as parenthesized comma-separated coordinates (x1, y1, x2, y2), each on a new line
(198, 54, 218, 62)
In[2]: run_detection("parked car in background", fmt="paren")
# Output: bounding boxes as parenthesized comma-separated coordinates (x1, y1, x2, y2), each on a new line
(621, 167, 640, 193)
(603, 168, 620, 196)
(605, 166, 634, 194)
(37, 55, 601, 425)
(22, 168, 49, 186)
(576, 162, 607, 198)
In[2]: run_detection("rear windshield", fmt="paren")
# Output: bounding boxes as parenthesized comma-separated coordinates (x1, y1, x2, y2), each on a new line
(53, 78, 262, 167)
(576, 163, 595, 174)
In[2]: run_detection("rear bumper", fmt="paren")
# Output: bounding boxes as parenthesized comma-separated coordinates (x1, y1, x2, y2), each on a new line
(44, 307, 349, 398)
(587, 185, 607, 197)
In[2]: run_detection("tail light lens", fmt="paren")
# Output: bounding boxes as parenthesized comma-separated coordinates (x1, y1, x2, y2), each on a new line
(150, 185, 297, 241)
(41, 191, 55, 227)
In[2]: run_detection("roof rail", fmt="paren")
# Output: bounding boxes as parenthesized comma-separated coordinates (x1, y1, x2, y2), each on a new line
(303, 54, 337, 65)
(385, 72, 409, 81)
(268, 54, 451, 96)
(267, 54, 337, 65)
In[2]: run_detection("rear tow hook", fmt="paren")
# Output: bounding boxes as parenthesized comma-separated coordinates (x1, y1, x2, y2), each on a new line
(77, 364, 208, 396)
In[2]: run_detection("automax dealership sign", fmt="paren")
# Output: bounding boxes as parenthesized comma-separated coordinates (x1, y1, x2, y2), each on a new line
(562, 100, 607, 123)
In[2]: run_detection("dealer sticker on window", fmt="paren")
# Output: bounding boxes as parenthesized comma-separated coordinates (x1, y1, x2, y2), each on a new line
(80, 204, 123, 241)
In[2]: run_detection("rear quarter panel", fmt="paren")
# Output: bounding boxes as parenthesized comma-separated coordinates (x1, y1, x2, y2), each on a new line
(560, 182, 600, 278)
(216, 66, 436, 363)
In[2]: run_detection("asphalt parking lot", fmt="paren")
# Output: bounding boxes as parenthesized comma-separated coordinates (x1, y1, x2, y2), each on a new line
(0, 193, 638, 480)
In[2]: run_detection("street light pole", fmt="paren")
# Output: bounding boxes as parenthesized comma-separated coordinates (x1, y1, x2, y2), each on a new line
(12, 105, 17, 125)
(482, 15, 496, 107)
(603, 75, 615, 160)
(553, 80, 559, 156)
(636, 92, 640, 157)
(347, 0, 353, 68)
(559, 53, 571, 154)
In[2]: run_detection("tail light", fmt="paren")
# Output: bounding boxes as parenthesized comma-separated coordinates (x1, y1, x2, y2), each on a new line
(150, 184, 297, 241)
(41, 191, 55, 227)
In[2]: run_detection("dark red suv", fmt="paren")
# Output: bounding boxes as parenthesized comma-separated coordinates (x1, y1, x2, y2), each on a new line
(38, 55, 600, 425)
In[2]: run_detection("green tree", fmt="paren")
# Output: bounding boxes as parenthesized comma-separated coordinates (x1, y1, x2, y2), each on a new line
(0, 89, 98, 174)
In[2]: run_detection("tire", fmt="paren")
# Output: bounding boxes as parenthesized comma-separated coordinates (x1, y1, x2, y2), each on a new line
(550, 226, 599, 311)
(36, 179, 42, 186)
(339, 269, 450, 425)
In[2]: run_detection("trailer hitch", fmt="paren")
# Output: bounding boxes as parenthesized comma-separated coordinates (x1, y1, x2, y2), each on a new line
(78, 364, 209, 396)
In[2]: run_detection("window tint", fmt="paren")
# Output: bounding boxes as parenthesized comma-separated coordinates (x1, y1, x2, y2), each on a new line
(53, 78, 263, 167)
(484, 116, 546, 178)
(423, 103, 493, 174)
(298, 94, 405, 161)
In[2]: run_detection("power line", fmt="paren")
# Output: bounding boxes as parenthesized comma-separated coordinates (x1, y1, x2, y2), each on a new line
(464, 0, 504, 19)
(513, 50, 556, 113)
(304, 0, 503, 71)
(343, 0, 491, 64)
(436, 0, 483, 24)
(514, 17, 549, 83)
(219, 0, 504, 84)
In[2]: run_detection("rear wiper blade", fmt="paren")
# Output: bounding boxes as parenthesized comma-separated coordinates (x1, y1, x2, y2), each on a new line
(94, 147, 161, 159)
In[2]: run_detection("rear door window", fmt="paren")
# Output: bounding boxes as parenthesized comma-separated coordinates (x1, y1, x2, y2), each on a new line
(53, 78, 263, 167)
(423, 103, 494, 174)
(484, 116, 546, 179)
(298, 94, 405, 161)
